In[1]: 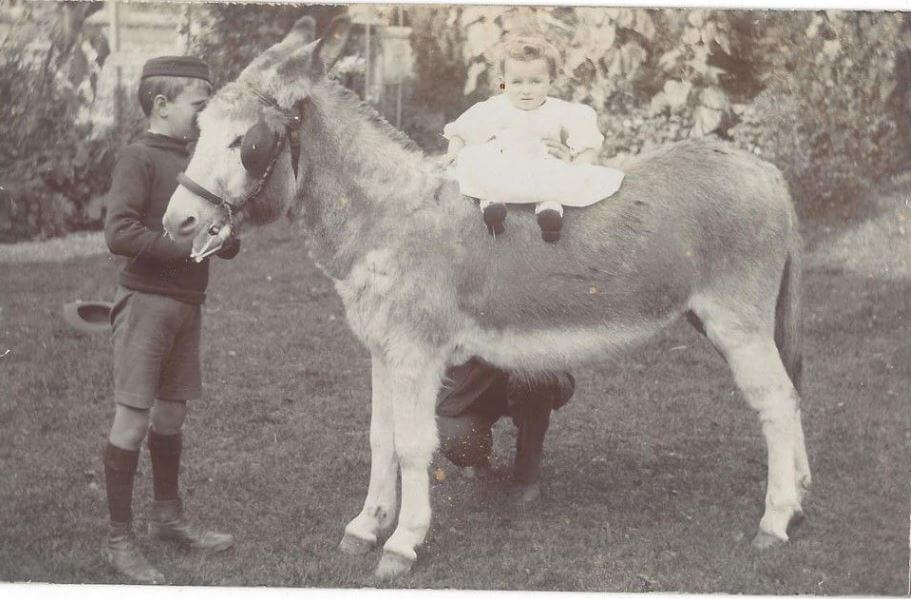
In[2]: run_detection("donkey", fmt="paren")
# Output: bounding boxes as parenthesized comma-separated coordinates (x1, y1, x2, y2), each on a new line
(163, 16, 811, 580)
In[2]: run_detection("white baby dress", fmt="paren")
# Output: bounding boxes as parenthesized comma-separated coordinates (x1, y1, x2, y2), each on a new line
(444, 94, 625, 207)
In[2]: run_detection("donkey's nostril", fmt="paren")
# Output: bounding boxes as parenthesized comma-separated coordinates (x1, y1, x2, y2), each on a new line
(178, 215, 197, 235)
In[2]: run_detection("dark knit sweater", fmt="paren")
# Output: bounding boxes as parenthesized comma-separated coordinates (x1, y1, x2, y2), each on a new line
(104, 132, 209, 304)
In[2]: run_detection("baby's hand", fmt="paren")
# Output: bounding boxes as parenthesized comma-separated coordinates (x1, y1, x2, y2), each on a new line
(544, 139, 572, 162)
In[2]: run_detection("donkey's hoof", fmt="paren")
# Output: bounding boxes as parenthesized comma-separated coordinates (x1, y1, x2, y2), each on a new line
(374, 550, 414, 580)
(751, 529, 786, 550)
(339, 533, 375, 555)
(786, 510, 806, 537)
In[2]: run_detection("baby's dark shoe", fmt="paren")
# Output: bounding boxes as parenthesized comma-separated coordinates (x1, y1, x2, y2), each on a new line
(536, 208, 562, 243)
(482, 202, 507, 236)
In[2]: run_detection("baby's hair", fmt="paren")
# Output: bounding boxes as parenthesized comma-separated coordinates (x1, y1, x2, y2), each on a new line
(496, 33, 563, 81)
(137, 76, 212, 117)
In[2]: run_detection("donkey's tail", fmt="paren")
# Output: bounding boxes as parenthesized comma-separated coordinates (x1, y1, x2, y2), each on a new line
(774, 238, 803, 395)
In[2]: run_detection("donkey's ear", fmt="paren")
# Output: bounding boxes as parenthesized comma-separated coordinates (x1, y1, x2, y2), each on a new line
(238, 15, 318, 83)
(310, 15, 351, 78)
(289, 15, 316, 46)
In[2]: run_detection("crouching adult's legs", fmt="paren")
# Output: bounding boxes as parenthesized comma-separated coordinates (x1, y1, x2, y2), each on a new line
(436, 359, 575, 503)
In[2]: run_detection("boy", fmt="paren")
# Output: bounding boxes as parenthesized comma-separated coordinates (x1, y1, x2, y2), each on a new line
(102, 56, 239, 584)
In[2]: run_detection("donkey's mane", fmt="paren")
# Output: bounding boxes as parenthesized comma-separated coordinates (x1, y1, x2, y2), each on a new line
(211, 82, 258, 120)
(326, 80, 422, 155)
(213, 76, 423, 158)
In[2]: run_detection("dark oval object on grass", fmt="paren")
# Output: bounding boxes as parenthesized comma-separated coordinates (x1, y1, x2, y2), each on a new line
(62, 300, 113, 334)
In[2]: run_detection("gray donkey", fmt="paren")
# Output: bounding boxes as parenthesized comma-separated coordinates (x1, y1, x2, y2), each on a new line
(163, 16, 810, 580)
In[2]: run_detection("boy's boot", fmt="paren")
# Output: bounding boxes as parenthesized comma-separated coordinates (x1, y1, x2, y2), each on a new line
(535, 201, 563, 243)
(102, 443, 164, 583)
(510, 387, 555, 505)
(147, 431, 233, 552)
(148, 498, 234, 552)
(104, 521, 164, 584)
(480, 200, 507, 236)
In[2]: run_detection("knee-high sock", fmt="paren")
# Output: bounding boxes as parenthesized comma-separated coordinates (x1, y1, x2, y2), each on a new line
(104, 443, 140, 525)
(148, 431, 182, 502)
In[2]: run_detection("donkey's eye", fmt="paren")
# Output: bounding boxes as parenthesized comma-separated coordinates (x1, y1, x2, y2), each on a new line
(229, 136, 243, 150)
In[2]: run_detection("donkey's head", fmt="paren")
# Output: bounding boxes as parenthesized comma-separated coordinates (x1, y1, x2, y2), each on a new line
(162, 15, 351, 260)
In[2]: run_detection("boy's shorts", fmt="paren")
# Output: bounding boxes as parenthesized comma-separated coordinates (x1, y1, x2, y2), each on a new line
(110, 286, 202, 408)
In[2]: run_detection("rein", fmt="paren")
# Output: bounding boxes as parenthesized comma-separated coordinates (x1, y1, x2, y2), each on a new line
(177, 93, 305, 228)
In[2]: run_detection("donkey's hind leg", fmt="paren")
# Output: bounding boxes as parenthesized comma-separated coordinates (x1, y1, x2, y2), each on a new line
(341, 355, 399, 554)
(693, 300, 808, 547)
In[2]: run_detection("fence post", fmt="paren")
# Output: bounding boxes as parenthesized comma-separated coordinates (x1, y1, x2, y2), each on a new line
(108, 0, 122, 129)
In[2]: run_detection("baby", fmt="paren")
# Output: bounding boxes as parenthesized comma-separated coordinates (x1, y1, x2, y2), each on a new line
(444, 34, 624, 242)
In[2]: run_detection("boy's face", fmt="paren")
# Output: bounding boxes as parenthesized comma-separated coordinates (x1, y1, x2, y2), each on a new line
(158, 79, 211, 140)
(503, 58, 551, 111)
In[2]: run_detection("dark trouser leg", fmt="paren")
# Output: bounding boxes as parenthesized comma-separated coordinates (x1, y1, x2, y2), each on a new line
(437, 411, 495, 468)
(510, 386, 554, 485)
(437, 359, 507, 469)
(508, 372, 575, 486)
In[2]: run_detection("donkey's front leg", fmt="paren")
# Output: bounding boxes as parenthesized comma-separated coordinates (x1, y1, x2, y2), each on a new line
(341, 355, 398, 554)
(375, 356, 444, 580)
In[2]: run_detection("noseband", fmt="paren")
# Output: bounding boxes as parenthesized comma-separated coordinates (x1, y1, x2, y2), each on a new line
(176, 92, 305, 227)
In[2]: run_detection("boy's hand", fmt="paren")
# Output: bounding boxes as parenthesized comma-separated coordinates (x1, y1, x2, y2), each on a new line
(445, 135, 466, 167)
(216, 234, 241, 259)
(442, 152, 458, 168)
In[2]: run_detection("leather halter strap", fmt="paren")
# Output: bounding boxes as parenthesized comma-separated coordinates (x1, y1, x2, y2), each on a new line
(176, 171, 227, 207)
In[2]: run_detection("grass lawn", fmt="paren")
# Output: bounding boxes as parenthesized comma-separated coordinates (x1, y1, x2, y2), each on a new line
(0, 193, 908, 592)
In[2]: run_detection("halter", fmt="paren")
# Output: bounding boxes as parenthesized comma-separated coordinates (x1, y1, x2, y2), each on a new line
(177, 91, 305, 228)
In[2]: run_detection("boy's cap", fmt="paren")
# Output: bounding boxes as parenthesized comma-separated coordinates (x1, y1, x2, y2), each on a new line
(141, 56, 211, 83)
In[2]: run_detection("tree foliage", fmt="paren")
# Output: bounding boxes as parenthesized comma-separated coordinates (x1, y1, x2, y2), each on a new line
(0, 1, 125, 241)
(730, 11, 909, 220)
(189, 4, 344, 87)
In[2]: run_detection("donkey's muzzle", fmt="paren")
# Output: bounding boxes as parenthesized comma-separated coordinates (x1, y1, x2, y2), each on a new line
(177, 214, 198, 237)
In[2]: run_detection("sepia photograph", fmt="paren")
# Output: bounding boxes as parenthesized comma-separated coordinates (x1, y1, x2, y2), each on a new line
(0, 0, 908, 594)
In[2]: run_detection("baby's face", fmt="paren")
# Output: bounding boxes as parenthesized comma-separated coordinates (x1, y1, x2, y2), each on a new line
(502, 58, 551, 111)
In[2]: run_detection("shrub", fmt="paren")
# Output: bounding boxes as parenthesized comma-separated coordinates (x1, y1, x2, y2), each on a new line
(0, 2, 131, 242)
(730, 11, 910, 222)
